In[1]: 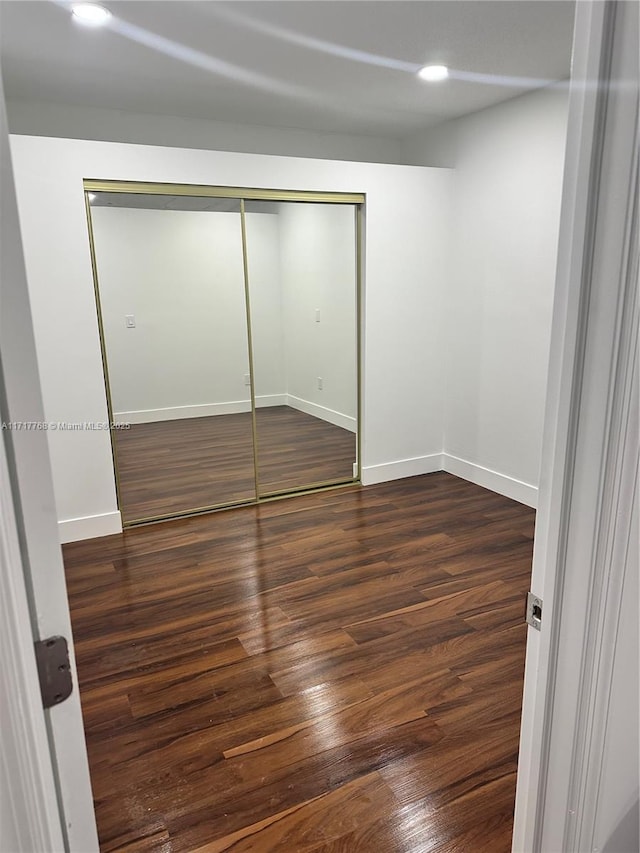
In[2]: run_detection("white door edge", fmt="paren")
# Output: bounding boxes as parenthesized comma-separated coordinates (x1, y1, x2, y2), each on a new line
(0, 427, 65, 852)
(1, 72, 100, 852)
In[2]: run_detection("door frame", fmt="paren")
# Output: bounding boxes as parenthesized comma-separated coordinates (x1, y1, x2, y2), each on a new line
(512, 1, 639, 849)
(0, 74, 99, 850)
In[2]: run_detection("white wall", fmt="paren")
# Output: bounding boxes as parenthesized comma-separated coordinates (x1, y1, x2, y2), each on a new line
(403, 87, 569, 505)
(10, 136, 450, 540)
(400, 119, 458, 168)
(277, 202, 357, 431)
(6, 99, 402, 165)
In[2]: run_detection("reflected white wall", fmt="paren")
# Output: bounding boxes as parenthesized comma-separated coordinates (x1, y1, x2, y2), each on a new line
(93, 204, 357, 428)
(92, 207, 256, 421)
(244, 211, 287, 406)
(277, 202, 357, 431)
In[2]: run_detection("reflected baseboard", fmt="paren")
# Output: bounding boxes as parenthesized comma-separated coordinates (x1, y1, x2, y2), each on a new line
(114, 396, 286, 424)
(114, 396, 353, 430)
(286, 395, 356, 433)
(255, 395, 288, 409)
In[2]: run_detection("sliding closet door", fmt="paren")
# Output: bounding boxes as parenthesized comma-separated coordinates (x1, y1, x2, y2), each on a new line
(88, 193, 256, 523)
(243, 200, 359, 496)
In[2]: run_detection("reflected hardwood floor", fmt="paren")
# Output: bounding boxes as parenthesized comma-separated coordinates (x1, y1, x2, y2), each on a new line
(63, 473, 535, 852)
(114, 406, 357, 522)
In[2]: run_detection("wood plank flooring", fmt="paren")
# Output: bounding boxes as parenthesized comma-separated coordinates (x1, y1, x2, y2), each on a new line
(114, 406, 356, 522)
(63, 472, 535, 853)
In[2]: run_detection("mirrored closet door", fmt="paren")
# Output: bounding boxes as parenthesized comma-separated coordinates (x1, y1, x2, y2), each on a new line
(86, 183, 362, 525)
(244, 200, 358, 496)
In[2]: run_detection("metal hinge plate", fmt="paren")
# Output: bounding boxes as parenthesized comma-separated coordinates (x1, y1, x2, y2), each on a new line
(34, 635, 73, 709)
(525, 592, 543, 630)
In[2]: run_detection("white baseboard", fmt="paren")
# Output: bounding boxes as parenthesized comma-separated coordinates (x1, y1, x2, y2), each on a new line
(442, 453, 538, 508)
(115, 396, 286, 424)
(361, 453, 443, 486)
(58, 511, 122, 544)
(361, 451, 538, 506)
(286, 395, 356, 433)
(255, 394, 288, 409)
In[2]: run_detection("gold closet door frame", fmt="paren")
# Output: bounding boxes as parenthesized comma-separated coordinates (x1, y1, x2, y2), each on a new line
(83, 180, 364, 205)
(239, 199, 262, 500)
(244, 200, 363, 500)
(84, 179, 364, 526)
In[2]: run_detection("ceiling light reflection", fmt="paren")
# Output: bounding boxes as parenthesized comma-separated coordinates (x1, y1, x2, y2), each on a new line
(418, 65, 449, 82)
(109, 18, 311, 99)
(206, 3, 564, 93)
(71, 3, 111, 26)
(208, 3, 418, 73)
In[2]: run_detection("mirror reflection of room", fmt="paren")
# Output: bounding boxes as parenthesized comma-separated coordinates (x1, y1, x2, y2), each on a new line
(89, 193, 254, 522)
(88, 190, 359, 524)
(245, 200, 358, 496)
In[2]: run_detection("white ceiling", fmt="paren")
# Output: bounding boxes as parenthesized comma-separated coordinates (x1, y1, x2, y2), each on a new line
(0, 1, 575, 137)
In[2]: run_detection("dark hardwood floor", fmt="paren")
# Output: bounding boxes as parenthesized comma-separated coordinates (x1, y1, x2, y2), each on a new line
(63, 472, 535, 853)
(114, 406, 357, 523)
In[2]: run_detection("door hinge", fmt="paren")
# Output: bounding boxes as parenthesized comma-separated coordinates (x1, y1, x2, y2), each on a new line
(525, 592, 543, 630)
(34, 635, 73, 709)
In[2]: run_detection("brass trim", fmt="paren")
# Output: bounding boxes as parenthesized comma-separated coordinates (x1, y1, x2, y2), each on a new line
(355, 204, 363, 482)
(83, 191, 125, 514)
(122, 496, 257, 528)
(83, 179, 364, 205)
(252, 479, 359, 506)
(239, 198, 262, 500)
(259, 475, 357, 500)
(124, 480, 360, 528)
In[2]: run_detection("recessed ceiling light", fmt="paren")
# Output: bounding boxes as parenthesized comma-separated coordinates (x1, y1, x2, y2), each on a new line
(418, 65, 449, 82)
(71, 4, 111, 26)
